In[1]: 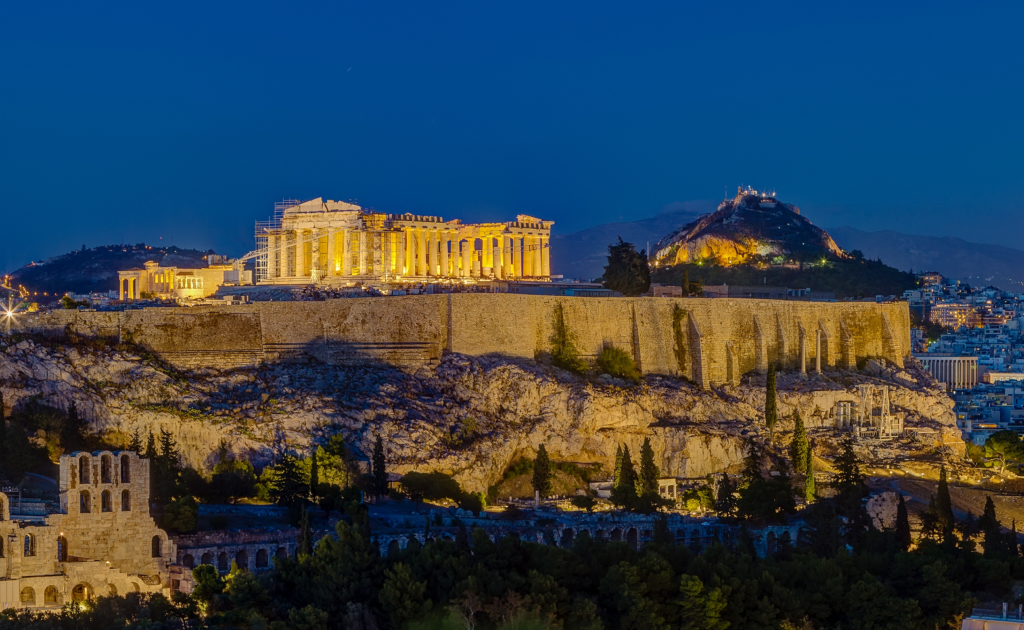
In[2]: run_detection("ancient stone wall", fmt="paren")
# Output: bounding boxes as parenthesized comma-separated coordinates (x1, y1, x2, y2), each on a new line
(15, 296, 909, 386)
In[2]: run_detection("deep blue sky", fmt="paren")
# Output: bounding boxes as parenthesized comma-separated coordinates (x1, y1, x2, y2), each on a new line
(2, 1, 1023, 271)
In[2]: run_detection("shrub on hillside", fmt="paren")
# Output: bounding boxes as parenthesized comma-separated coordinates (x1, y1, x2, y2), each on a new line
(597, 346, 640, 382)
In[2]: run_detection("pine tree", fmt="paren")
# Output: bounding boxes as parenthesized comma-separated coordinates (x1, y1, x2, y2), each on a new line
(742, 438, 764, 483)
(936, 466, 955, 538)
(613, 444, 624, 488)
(765, 364, 778, 437)
(127, 427, 142, 454)
(155, 429, 182, 502)
(804, 445, 816, 503)
(790, 410, 809, 474)
(1007, 520, 1020, 558)
(371, 435, 387, 498)
(309, 449, 319, 500)
(716, 475, 736, 517)
(144, 431, 158, 460)
(896, 494, 912, 551)
(532, 444, 553, 498)
(637, 437, 660, 497)
(272, 454, 306, 507)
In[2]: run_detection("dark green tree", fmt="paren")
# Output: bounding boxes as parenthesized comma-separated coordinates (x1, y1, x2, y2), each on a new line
(716, 475, 737, 517)
(612, 445, 638, 509)
(127, 427, 142, 453)
(789, 409, 808, 474)
(895, 493, 911, 551)
(298, 506, 312, 556)
(144, 431, 158, 460)
(637, 437, 659, 497)
(532, 444, 553, 498)
(765, 364, 778, 436)
(272, 454, 307, 507)
(804, 445, 816, 503)
(681, 268, 690, 297)
(984, 430, 1024, 473)
(613, 444, 624, 487)
(309, 449, 319, 500)
(371, 434, 387, 498)
(603, 237, 651, 296)
(936, 466, 955, 539)
(378, 563, 429, 629)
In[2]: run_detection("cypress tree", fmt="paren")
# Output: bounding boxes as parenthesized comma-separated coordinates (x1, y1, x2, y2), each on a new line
(789, 410, 809, 474)
(804, 445, 816, 503)
(1008, 520, 1020, 558)
(309, 449, 320, 499)
(716, 475, 736, 516)
(613, 444, 624, 488)
(637, 437, 660, 497)
(682, 269, 690, 297)
(619, 445, 637, 490)
(532, 444, 553, 498)
(765, 364, 778, 437)
(936, 466, 955, 538)
(372, 435, 388, 498)
(272, 454, 306, 507)
(895, 494, 912, 551)
(298, 507, 312, 556)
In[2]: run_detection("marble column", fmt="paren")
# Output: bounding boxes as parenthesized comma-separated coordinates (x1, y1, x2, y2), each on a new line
(358, 231, 368, 276)
(464, 239, 472, 277)
(511, 236, 521, 278)
(524, 236, 535, 276)
(326, 230, 336, 276)
(533, 236, 542, 279)
(340, 230, 349, 276)
(296, 231, 307, 278)
(396, 231, 406, 276)
(482, 237, 493, 275)
(541, 236, 550, 278)
(440, 231, 449, 278)
(428, 229, 438, 277)
(493, 240, 502, 279)
(415, 229, 425, 276)
(800, 333, 807, 375)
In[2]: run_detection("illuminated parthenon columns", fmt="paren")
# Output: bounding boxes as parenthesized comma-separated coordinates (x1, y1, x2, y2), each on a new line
(257, 199, 554, 283)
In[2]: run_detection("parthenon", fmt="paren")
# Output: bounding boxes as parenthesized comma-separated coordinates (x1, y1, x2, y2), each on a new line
(255, 198, 554, 284)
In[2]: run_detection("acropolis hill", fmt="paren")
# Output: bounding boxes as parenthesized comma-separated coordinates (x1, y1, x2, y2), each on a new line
(1, 293, 963, 493)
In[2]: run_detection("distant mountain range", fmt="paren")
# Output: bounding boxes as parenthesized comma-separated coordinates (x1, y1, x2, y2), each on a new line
(826, 227, 1024, 292)
(552, 204, 1024, 291)
(9, 245, 214, 295)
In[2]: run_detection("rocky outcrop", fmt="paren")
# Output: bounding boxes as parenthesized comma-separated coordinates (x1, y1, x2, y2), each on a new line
(0, 338, 962, 492)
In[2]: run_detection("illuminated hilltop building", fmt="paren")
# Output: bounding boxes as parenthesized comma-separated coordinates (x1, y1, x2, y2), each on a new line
(254, 198, 554, 284)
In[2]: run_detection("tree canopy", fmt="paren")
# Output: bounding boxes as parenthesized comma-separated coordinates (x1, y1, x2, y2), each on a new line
(603, 237, 651, 296)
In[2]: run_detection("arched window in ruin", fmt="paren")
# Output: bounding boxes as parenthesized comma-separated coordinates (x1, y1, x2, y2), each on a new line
(20, 587, 35, 605)
(121, 455, 131, 483)
(151, 536, 162, 558)
(183, 554, 194, 569)
(255, 549, 268, 568)
(101, 455, 112, 483)
(201, 552, 212, 565)
(387, 540, 400, 556)
(236, 550, 248, 569)
(626, 528, 638, 549)
(121, 489, 131, 511)
(79, 455, 90, 484)
(130, 583, 140, 592)
(101, 490, 112, 512)
(44, 586, 59, 606)
(107, 585, 118, 597)
(24, 534, 35, 556)
(57, 536, 68, 562)
(80, 490, 91, 513)
(275, 547, 287, 559)
(71, 584, 90, 603)
(217, 552, 228, 572)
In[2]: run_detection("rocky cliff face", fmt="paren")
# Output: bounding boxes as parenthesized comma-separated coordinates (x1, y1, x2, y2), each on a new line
(0, 338, 961, 492)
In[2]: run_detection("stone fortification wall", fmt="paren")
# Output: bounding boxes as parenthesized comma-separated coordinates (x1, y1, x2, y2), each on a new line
(15, 295, 908, 386)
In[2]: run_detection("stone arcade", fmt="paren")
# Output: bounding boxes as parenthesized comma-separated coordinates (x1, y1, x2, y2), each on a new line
(255, 198, 554, 284)
(0, 451, 173, 610)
